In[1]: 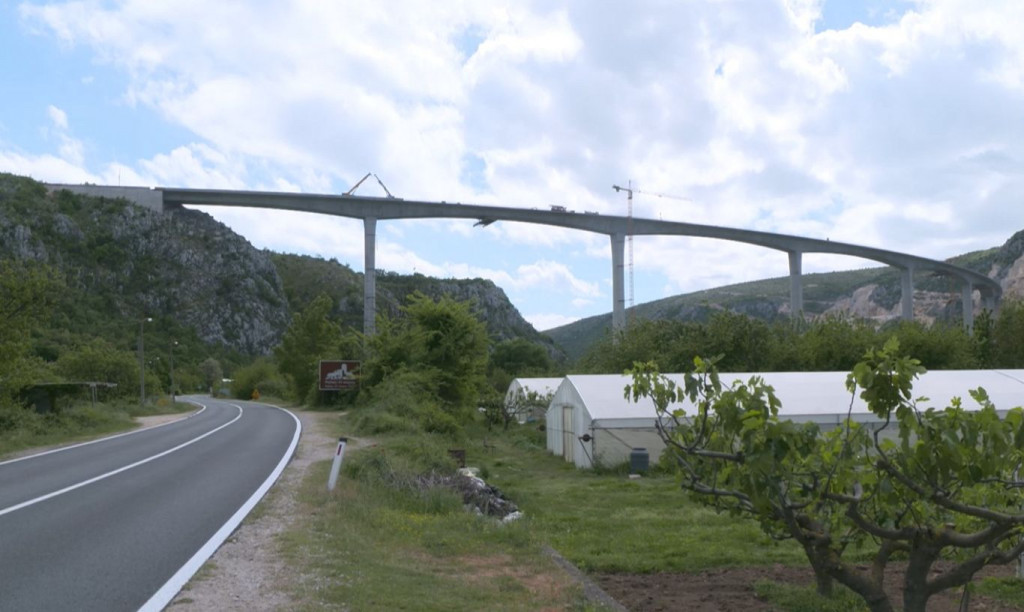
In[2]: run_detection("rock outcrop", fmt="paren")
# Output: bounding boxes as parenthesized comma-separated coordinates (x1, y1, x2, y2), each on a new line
(0, 175, 290, 354)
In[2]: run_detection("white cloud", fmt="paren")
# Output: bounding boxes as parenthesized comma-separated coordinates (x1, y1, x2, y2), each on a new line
(39, 104, 85, 166)
(47, 105, 68, 129)
(9, 0, 1024, 326)
(525, 312, 579, 331)
(509, 260, 600, 296)
(136, 144, 248, 189)
(0, 150, 99, 184)
(191, 206, 366, 263)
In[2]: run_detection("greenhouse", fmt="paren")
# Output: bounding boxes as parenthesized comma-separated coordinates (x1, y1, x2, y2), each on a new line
(503, 377, 562, 423)
(545, 370, 1024, 469)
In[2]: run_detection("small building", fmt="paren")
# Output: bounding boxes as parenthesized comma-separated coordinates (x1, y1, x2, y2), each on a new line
(546, 374, 669, 469)
(504, 377, 562, 423)
(546, 370, 1024, 469)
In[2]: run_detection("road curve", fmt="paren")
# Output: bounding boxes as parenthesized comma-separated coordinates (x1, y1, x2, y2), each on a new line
(0, 396, 300, 611)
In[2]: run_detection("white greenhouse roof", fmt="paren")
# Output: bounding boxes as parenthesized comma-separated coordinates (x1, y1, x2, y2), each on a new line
(562, 374, 664, 422)
(563, 370, 1024, 423)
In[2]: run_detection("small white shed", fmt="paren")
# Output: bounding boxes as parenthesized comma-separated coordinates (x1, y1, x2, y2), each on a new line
(546, 370, 1024, 470)
(504, 377, 562, 423)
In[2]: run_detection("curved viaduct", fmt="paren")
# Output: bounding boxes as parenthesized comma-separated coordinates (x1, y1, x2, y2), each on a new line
(51, 184, 1001, 335)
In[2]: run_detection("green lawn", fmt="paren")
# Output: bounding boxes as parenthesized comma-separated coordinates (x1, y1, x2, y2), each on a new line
(278, 415, 1024, 611)
(471, 426, 808, 574)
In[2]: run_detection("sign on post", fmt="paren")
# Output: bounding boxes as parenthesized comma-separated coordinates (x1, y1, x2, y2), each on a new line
(319, 360, 360, 391)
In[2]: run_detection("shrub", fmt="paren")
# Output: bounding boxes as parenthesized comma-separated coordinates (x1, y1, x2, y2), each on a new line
(354, 411, 420, 436)
(417, 403, 462, 436)
(230, 358, 288, 400)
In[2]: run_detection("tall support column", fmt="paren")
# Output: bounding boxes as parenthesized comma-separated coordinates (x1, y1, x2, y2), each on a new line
(900, 265, 914, 321)
(611, 233, 625, 332)
(983, 292, 998, 316)
(364, 216, 377, 337)
(962, 281, 974, 334)
(788, 251, 803, 317)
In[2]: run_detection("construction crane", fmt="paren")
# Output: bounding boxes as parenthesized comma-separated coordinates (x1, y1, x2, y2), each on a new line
(612, 183, 693, 320)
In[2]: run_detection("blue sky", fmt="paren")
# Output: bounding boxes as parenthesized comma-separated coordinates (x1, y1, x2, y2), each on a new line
(3, 1, 1024, 331)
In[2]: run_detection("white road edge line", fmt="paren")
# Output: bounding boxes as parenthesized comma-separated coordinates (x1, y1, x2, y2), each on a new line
(0, 403, 241, 518)
(140, 403, 302, 612)
(0, 401, 208, 467)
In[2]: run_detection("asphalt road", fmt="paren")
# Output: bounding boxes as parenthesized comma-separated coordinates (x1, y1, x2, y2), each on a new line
(0, 396, 300, 611)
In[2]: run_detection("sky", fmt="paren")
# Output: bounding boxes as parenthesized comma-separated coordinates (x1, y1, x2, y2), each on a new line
(2, 0, 1023, 331)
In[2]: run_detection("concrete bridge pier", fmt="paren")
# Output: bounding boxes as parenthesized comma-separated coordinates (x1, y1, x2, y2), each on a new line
(962, 281, 974, 333)
(611, 233, 626, 332)
(983, 293, 998, 316)
(364, 216, 377, 337)
(788, 251, 803, 316)
(901, 266, 914, 321)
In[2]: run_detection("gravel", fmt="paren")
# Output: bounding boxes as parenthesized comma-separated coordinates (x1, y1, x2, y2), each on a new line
(168, 409, 344, 611)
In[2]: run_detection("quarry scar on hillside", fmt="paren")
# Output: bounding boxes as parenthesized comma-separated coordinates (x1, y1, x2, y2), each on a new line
(50, 184, 1001, 335)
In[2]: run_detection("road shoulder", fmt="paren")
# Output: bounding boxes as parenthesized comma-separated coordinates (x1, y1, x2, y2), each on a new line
(168, 408, 343, 611)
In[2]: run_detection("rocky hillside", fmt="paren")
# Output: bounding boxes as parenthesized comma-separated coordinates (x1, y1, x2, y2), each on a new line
(547, 235, 1024, 362)
(0, 174, 289, 354)
(0, 173, 555, 358)
(272, 254, 562, 357)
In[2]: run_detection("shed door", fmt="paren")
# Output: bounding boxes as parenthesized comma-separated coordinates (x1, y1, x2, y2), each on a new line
(562, 406, 573, 462)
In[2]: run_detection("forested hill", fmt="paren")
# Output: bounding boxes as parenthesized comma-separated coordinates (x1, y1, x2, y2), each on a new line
(547, 230, 1024, 363)
(0, 173, 556, 359)
(272, 253, 562, 357)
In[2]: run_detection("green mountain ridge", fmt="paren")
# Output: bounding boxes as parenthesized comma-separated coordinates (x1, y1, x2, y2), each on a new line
(545, 240, 1023, 363)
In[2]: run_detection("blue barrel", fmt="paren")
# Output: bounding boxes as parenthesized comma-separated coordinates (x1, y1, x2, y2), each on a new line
(629, 447, 649, 473)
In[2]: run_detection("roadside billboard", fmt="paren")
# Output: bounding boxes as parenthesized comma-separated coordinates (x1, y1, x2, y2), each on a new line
(319, 360, 360, 391)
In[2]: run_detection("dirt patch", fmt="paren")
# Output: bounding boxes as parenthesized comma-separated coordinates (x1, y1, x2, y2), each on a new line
(169, 408, 355, 611)
(134, 412, 193, 429)
(456, 553, 573, 606)
(595, 562, 1024, 611)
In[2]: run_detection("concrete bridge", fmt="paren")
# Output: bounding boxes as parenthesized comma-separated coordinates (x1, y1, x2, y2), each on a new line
(50, 184, 1001, 335)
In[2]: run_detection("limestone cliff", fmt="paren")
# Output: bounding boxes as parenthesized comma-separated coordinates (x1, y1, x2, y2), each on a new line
(0, 174, 290, 354)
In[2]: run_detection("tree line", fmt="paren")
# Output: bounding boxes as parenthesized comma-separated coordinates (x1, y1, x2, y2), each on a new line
(579, 305, 1024, 374)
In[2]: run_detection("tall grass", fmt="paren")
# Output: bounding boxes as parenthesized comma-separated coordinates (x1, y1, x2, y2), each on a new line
(0, 396, 192, 459)
(279, 445, 596, 610)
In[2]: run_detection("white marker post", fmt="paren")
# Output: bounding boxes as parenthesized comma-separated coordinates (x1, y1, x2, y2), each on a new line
(327, 437, 348, 491)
